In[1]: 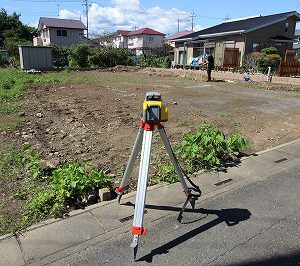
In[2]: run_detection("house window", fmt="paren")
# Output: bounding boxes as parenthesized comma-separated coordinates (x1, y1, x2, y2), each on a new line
(149, 36, 154, 42)
(57, 29, 67, 37)
(285, 22, 289, 32)
(252, 43, 260, 52)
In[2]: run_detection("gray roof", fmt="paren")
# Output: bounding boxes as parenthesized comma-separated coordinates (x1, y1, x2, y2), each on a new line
(38, 17, 87, 31)
(175, 11, 300, 41)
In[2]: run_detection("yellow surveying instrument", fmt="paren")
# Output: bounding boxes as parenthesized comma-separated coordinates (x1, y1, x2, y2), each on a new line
(116, 92, 201, 260)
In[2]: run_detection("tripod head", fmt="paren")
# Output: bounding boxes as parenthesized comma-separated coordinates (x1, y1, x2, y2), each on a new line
(143, 92, 168, 123)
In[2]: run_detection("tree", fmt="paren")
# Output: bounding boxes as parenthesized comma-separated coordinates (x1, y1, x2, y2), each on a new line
(0, 9, 35, 57)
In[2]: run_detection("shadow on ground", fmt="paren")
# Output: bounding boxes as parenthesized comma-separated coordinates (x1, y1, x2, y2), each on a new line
(122, 202, 251, 263)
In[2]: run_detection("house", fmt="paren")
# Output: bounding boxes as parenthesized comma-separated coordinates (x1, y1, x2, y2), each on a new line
(293, 29, 300, 54)
(113, 30, 131, 48)
(165, 30, 194, 62)
(170, 11, 300, 67)
(33, 17, 87, 47)
(111, 28, 165, 56)
(165, 30, 194, 47)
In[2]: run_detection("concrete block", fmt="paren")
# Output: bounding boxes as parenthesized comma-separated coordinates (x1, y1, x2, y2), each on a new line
(99, 187, 111, 201)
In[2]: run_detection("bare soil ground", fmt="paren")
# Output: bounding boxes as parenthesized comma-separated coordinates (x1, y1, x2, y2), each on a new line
(0, 67, 300, 234)
(2, 68, 300, 179)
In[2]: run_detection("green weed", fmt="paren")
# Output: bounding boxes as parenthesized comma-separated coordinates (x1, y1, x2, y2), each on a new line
(149, 164, 178, 185)
(176, 123, 251, 171)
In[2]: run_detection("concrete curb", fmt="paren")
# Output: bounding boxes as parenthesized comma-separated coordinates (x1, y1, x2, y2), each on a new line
(0, 138, 299, 243)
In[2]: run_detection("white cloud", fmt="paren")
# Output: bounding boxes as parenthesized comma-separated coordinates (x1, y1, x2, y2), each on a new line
(59, 9, 81, 20)
(28, 21, 39, 29)
(58, 0, 201, 36)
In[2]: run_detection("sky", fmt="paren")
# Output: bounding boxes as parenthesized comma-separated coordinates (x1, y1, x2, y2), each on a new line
(1, 0, 300, 36)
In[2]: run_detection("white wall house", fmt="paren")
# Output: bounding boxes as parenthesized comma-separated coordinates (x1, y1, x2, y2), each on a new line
(33, 17, 87, 47)
(112, 28, 165, 55)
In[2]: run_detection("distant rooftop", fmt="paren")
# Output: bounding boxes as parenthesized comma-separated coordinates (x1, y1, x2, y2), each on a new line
(38, 17, 87, 31)
(174, 11, 300, 41)
(127, 28, 165, 36)
(166, 30, 194, 40)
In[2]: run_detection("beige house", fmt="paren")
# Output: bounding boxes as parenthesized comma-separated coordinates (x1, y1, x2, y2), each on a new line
(33, 17, 87, 47)
(112, 28, 165, 56)
(170, 11, 300, 67)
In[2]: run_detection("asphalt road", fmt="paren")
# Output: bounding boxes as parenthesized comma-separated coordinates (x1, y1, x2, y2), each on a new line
(55, 164, 300, 266)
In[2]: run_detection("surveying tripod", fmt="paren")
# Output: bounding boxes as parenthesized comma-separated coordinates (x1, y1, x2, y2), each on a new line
(116, 92, 201, 259)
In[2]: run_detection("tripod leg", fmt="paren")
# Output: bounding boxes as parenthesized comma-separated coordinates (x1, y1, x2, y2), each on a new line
(130, 130, 153, 260)
(116, 127, 144, 203)
(158, 127, 196, 221)
(158, 127, 189, 194)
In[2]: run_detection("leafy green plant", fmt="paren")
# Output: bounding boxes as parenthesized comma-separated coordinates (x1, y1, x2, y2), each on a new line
(176, 124, 228, 171)
(149, 164, 178, 185)
(50, 160, 112, 203)
(176, 123, 251, 171)
(226, 132, 251, 156)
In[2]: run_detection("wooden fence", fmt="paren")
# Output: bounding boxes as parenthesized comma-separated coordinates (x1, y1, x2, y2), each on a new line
(278, 60, 300, 77)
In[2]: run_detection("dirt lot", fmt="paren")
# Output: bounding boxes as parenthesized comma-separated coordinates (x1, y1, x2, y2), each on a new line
(0, 67, 299, 234)
(1, 68, 299, 181)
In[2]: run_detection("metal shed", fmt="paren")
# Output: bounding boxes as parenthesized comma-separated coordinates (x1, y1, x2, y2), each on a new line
(19, 46, 53, 70)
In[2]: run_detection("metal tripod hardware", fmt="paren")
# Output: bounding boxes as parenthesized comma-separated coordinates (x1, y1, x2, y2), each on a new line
(115, 92, 200, 260)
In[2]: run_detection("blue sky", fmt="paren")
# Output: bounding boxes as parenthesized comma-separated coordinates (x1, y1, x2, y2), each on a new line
(1, 0, 300, 35)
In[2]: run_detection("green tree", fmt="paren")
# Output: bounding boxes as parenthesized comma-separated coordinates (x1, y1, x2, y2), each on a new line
(0, 9, 34, 58)
(69, 43, 91, 68)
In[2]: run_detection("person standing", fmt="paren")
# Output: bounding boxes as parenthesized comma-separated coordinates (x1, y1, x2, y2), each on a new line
(206, 52, 215, 82)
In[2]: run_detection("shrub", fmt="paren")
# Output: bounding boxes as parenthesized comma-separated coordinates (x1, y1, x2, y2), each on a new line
(52, 45, 70, 68)
(137, 55, 171, 68)
(68, 43, 91, 68)
(261, 47, 278, 55)
(257, 54, 281, 72)
(0, 54, 7, 66)
(89, 47, 131, 67)
(243, 52, 264, 72)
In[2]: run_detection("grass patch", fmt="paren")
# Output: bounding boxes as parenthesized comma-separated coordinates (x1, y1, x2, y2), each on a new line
(0, 119, 24, 133)
(0, 144, 112, 234)
(0, 102, 20, 115)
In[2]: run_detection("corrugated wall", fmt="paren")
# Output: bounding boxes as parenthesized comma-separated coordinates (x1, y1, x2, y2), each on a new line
(19, 46, 53, 70)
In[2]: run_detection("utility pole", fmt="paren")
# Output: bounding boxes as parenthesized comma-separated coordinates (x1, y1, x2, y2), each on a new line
(57, 4, 60, 17)
(82, 0, 90, 39)
(189, 11, 196, 31)
(177, 17, 180, 33)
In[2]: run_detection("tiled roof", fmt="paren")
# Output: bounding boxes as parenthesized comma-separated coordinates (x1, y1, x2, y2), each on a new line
(116, 30, 131, 36)
(166, 30, 194, 40)
(126, 28, 165, 36)
(39, 17, 87, 30)
(176, 11, 300, 41)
